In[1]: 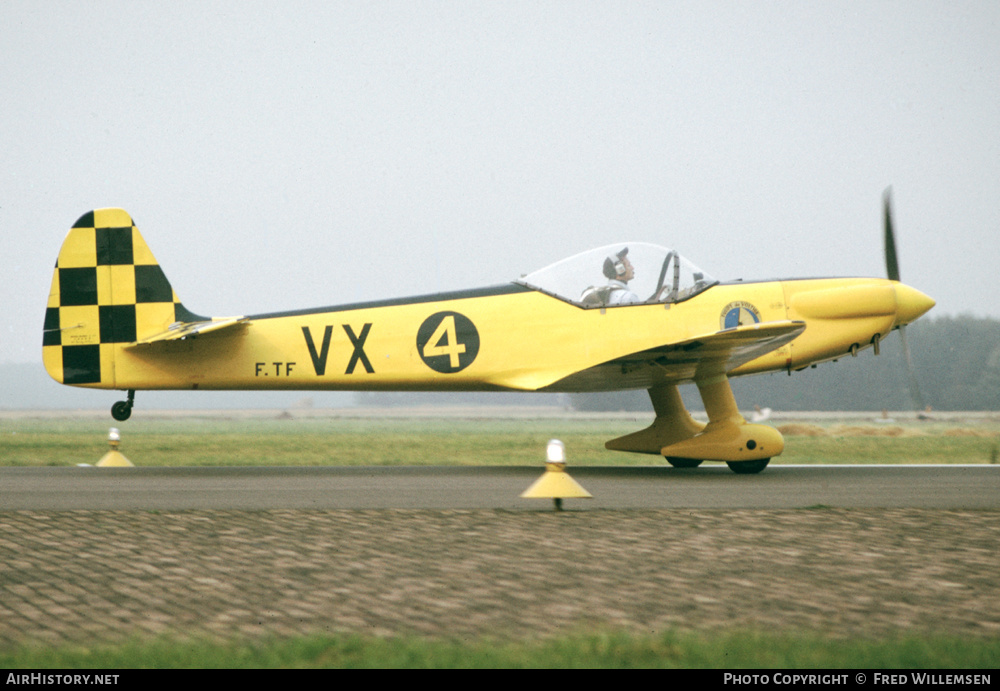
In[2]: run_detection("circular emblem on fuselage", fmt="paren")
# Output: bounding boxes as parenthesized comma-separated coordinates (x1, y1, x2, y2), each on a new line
(417, 311, 480, 373)
(721, 301, 762, 329)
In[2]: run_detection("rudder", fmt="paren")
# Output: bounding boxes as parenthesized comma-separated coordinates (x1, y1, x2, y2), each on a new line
(42, 208, 198, 387)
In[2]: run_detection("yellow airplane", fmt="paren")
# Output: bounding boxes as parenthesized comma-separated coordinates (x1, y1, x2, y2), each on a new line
(42, 193, 934, 473)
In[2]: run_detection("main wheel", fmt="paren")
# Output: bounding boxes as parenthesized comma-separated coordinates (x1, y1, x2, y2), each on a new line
(111, 401, 132, 421)
(726, 458, 770, 474)
(666, 457, 703, 468)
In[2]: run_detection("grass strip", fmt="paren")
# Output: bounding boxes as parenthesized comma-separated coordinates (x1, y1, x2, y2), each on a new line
(2, 415, 998, 467)
(3, 629, 998, 669)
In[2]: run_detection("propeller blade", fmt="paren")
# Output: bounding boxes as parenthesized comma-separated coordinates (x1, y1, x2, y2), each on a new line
(883, 187, 900, 281)
(883, 189, 928, 413)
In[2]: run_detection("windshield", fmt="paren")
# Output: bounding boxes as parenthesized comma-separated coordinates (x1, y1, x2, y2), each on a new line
(516, 242, 717, 308)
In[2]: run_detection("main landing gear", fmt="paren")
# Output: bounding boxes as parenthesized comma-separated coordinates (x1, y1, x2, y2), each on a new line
(605, 380, 783, 474)
(666, 458, 703, 469)
(726, 458, 771, 474)
(111, 390, 135, 421)
(668, 457, 772, 473)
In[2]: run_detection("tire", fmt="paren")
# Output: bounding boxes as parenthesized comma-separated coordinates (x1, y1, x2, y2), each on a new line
(111, 401, 132, 421)
(726, 458, 770, 474)
(666, 457, 703, 468)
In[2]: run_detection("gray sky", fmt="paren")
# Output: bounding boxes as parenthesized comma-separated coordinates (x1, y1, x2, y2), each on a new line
(4, 0, 999, 369)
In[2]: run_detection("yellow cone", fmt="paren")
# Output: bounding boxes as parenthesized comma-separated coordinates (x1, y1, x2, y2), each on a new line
(521, 439, 591, 510)
(96, 449, 134, 467)
(520, 464, 592, 499)
(96, 428, 134, 467)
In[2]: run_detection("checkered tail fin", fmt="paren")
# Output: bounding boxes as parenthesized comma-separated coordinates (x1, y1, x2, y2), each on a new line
(42, 208, 204, 387)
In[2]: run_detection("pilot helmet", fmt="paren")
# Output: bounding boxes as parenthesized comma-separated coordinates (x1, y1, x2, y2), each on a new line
(603, 247, 629, 279)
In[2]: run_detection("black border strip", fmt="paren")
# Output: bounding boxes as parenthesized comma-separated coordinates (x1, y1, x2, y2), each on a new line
(719, 276, 863, 286)
(246, 283, 534, 321)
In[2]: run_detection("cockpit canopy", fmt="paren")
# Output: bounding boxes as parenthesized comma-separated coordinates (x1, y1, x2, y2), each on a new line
(516, 242, 717, 308)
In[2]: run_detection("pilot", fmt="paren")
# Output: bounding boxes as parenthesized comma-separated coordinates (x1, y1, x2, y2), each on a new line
(602, 248, 640, 305)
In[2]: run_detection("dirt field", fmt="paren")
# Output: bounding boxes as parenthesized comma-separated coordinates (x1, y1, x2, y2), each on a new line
(2, 507, 998, 649)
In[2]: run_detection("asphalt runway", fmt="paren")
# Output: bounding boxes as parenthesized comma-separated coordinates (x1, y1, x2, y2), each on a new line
(3, 465, 999, 646)
(2, 464, 998, 511)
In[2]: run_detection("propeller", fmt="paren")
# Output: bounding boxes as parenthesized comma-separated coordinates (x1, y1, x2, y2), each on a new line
(883, 188, 900, 282)
(883, 187, 926, 413)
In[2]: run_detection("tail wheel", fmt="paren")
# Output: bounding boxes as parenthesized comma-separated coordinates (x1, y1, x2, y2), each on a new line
(111, 401, 132, 421)
(110, 390, 135, 421)
(666, 457, 703, 468)
(726, 458, 770, 474)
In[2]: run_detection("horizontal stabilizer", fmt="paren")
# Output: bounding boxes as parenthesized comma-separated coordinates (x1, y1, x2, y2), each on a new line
(130, 316, 248, 346)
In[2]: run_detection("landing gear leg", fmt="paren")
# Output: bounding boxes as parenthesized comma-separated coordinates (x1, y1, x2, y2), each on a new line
(656, 375, 784, 473)
(111, 390, 135, 421)
(605, 384, 706, 454)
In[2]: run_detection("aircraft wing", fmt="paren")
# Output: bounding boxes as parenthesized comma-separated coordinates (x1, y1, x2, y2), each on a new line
(536, 320, 806, 392)
(617, 319, 805, 371)
(129, 316, 248, 346)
